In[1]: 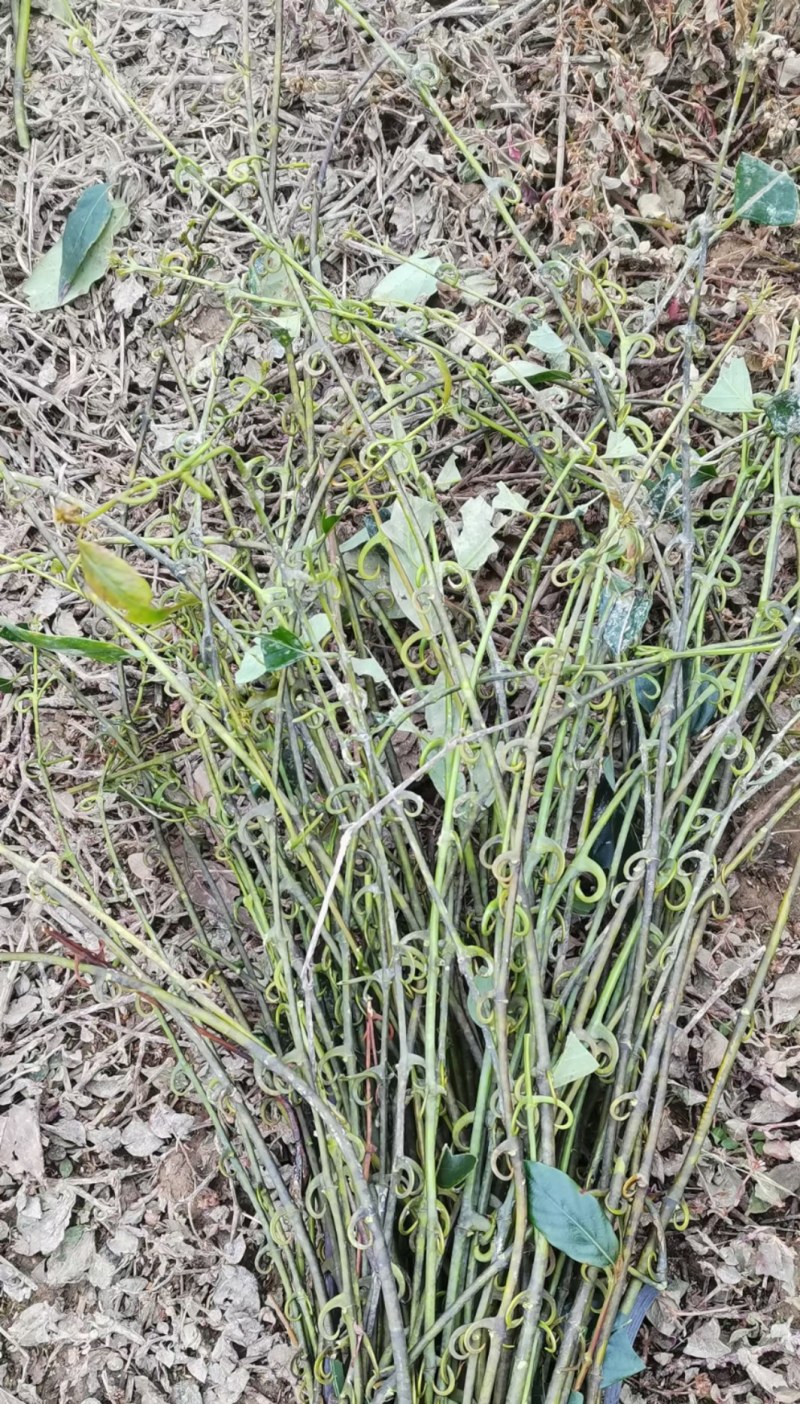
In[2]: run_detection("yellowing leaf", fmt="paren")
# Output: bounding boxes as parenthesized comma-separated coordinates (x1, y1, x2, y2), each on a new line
(77, 542, 169, 625)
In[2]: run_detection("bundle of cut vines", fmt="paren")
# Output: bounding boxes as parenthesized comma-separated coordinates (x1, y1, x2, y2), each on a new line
(3, 10, 800, 1404)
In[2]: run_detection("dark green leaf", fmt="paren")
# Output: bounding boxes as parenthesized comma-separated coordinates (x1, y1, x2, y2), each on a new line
(0, 621, 128, 662)
(321, 512, 341, 535)
(261, 626, 307, 672)
(59, 185, 113, 298)
(765, 389, 800, 438)
(600, 1320, 646, 1388)
(733, 154, 799, 228)
(590, 776, 620, 873)
(711, 1126, 740, 1151)
(600, 577, 651, 657)
(633, 671, 663, 715)
(688, 670, 719, 736)
(691, 454, 717, 486)
(649, 457, 716, 521)
(493, 359, 571, 388)
(0, 678, 12, 693)
(330, 1360, 346, 1398)
(438, 1147, 477, 1190)
(524, 1161, 618, 1267)
(647, 469, 681, 521)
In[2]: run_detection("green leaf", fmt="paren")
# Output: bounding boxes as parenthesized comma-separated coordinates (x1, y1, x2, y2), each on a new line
(701, 357, 754, 415)
(422, 675, 494, 808)
(350, 655, 390, 685)
(711, 1125, 739, 1151)
(524, 1162, 618, 1267)
(605, 429, 640, 460)
(77, 541, 170, 626)
(306, 613, 332, 645)
(330, 1359, 346, 1398)
(59, 184, 113, 298)
(0, 621, 128, 662)
(388, 553, 439, 631)
(600, 1320, 646, 1388)
(382, 495, 438, 559)
(370, 254, 440, 306)
(632, 670, 663, 715)
(491, 482, 529, 514)
(382, 495, 442, 632)
(261, 627, 307, 672)
(459, 269, 497, 304)
(550, 1031, 601, 1089)
(340, 524, 373, 554)
(435, 453, 461, 489)
(438, 1147, 477, 1190)
(527, 322, 569, 369)
(733, 154, 799, 228)
(246, 252, 302, 342)
(0, 678, 14, 693)
(568, 1395, 584, 1404)
(452, 497, 499, 572)
(600, 577, 651, 657)
(492, 359, 570, 388)
(25, 199, 129, 311)
(235, 644, 269, 687)
(765, 389, 800, 438)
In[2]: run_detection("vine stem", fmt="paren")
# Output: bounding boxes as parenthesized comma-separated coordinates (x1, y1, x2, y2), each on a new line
(12, 0, 31, 149)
